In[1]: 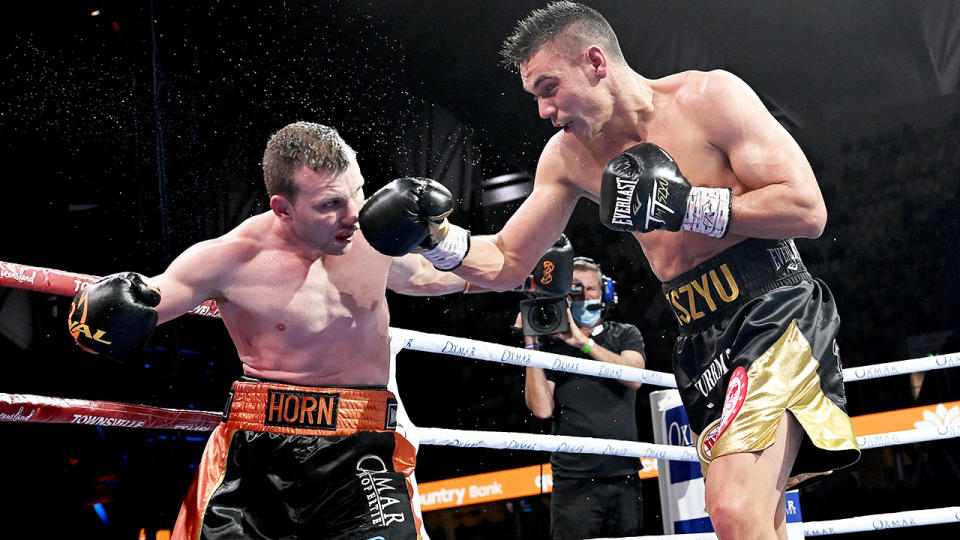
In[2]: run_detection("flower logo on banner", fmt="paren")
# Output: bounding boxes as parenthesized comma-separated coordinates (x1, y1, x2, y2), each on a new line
(914, 404, 960, 429)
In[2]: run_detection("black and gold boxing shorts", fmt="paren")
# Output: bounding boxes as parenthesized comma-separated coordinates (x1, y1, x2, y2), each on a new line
(663, 238, 860, 490)
(173, 377, 423, 540)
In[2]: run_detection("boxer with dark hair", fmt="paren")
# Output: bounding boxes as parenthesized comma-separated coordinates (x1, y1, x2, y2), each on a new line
(359, 2, 860, 538)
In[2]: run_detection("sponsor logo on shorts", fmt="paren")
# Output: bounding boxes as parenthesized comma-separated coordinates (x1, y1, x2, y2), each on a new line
(264, 390, 338, 429)
(693, 348, 732, 401)
(697, 419, 722, 463)
(719, 367, 748, 434)
(697, 366, 748, 463)
(664, 263, 740, 326)
(767, 240, 802, 273)
(356, 454, 407, 527)
(385, 398, 398, 430)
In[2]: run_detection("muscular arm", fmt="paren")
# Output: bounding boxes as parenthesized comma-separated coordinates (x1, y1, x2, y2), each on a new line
(698, 70, 827, 239)
(386, 253, 469, 296)
(454, 149, 583, 290)
(150, 238, 235, 325)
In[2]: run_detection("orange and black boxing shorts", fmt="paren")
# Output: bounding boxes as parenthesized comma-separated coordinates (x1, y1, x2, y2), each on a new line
(173, 377, 423, 540)
(663, 238, 860, 490)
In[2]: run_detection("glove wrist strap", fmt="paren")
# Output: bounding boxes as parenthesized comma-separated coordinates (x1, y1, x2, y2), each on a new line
(423, 223, 471, 271)
(682, 187, 732, 238)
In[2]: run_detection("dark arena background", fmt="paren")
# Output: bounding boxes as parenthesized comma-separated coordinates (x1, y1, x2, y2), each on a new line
(2, 1, 959, 538)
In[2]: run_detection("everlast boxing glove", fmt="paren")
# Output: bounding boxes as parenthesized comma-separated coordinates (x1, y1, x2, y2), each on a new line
(68, 272, 161, 362)
(600, 143, 732, 238)
(516, 233, 574, 297)
(359, 177, 470, 270)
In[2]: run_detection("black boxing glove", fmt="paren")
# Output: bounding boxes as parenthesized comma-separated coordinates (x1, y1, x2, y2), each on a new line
(68, 272, 161, 362)
(600, 143, 732, 238)
(359, 177, 470, 270)
(516, 233, 574, 297)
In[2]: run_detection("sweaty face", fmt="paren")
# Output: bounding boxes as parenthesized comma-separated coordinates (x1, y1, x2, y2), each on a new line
(287, 162, 364, 256)
(520, 44, 606, 141)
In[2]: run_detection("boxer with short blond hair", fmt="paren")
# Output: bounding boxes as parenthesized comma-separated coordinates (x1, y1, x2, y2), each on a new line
(70, 121, 471, 539)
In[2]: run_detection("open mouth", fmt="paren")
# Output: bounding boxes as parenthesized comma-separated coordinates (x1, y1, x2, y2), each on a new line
(335, 229, 357, 242)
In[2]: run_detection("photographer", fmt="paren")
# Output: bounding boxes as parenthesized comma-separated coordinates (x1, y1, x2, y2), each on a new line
(521, 257, 647, 540)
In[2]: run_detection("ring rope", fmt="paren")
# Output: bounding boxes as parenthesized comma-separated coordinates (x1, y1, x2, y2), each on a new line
(0, 392, 220, 431)
(391, 327, 677, 388)
(4, 261, 959, 536)
(841, 352, 960, 382)
(629, 506, 960, 538)
(3, 260, 958, 387)
(0, 261, 221, 318)
(4, 393, 959, 461)
(801, 506, 960, 536)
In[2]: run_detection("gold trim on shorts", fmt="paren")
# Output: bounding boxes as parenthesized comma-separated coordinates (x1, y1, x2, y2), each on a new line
(696, 319, 860, 488)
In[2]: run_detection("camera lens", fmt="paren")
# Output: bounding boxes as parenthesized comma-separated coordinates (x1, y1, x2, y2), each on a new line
(531, 303, 560, 331)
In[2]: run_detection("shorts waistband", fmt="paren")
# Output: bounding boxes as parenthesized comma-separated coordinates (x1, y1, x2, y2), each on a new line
(222, 378, 398, 436)
(661, 238, 811, 335)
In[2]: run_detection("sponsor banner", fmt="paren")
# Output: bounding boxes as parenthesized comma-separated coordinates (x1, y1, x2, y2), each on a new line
(651, 390, 803, 538)
(651, 390, 711, 534)
(852, 400, 960, 435)
(417, 460, 658, 512)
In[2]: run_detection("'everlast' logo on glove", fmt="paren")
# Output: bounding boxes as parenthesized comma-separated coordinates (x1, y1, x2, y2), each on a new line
(600, 143, 695, 234)
(609, 175, 640, 228)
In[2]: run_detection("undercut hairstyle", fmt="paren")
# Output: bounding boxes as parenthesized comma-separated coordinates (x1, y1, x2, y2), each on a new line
(262, 121, 356, 202)
(499, 1, 625, 70)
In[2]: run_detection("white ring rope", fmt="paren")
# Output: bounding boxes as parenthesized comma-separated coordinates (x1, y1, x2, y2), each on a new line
(857, 424, 960, 449)
(391, 328, 679, 387)
(626, 506, 960, 538)
(414, 422, 960, 462)
(801, 506, 960, 536)
(415, 427, 698, 463)
(841, 352, 960, 382)
(391, 328, 960, 388)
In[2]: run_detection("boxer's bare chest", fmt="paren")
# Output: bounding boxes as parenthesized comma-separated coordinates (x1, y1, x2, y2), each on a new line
(220, 249, 388, 345)
(568, 112, 745, 281)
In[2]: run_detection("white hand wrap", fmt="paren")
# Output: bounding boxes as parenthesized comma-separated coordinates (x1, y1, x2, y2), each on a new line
(422, 223, 471, 271)
(682, 187, 732, 238)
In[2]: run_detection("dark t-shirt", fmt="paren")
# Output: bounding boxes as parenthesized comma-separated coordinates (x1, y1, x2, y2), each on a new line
(543, 320, 646, 478)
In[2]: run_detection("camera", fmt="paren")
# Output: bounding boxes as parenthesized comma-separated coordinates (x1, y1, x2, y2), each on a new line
(519, 296, 570, 336)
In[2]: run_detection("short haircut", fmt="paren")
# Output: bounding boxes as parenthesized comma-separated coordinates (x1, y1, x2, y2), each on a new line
(262, 122, 356, 202)
(573, 257, 603, 284)
(499, 1, 625, 70)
